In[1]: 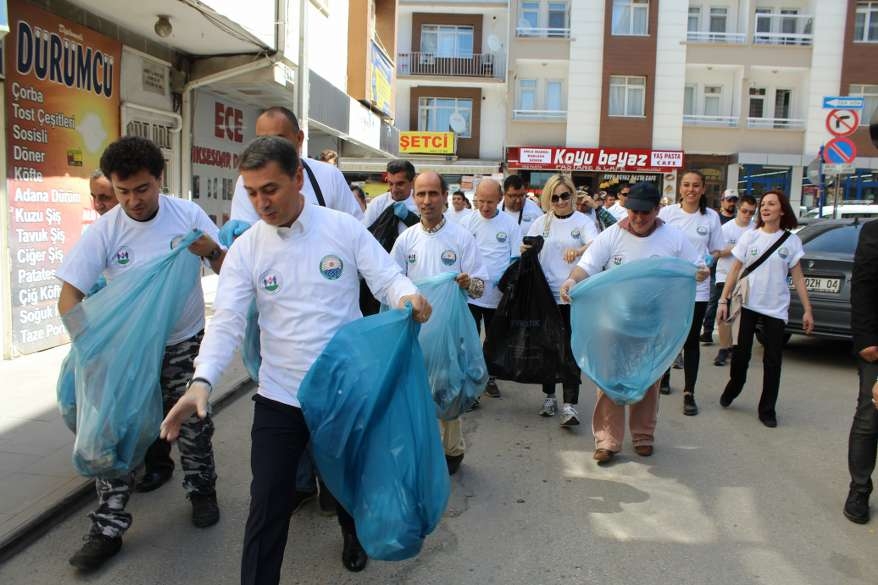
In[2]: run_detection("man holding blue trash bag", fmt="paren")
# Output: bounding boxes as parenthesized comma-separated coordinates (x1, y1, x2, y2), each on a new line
(560, 182, 708, 466)
(391, 171, 489, 475)
(160, 136, 431, 581)
(57, 136, 226, 570)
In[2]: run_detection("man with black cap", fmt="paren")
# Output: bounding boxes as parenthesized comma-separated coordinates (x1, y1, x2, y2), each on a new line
(560, 182, 707, 465)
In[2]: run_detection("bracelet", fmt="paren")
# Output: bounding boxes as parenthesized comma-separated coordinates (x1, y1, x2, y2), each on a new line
(207, 246, 222, 261)
(188, 377, 213, 393)
(718, 299, 728, 305)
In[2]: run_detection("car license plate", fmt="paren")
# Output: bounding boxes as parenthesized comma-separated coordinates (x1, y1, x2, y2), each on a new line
(788, 276, 842, 294)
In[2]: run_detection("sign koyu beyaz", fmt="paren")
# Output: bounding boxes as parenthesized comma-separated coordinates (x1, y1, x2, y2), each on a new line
(5, 0, 121, 354)
(507, 147, 684, 172)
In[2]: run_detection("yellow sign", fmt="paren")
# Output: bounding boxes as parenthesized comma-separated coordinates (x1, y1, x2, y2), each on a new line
(399, 131, 455, 154)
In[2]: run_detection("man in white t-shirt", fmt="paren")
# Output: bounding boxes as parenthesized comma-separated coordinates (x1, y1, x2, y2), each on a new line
(361, 159, 419, 235)
(58, 137, 226, 571)
(161, 136, 430, 579)
(501, 174, 543, 234)
(446, 190, 474, 224)
(462, 179, 522, 399)
(392, 172, 489, 476)
(606, 182, 630, 221)
(713, 195, 756, 366)
(560, 182, 707, 466)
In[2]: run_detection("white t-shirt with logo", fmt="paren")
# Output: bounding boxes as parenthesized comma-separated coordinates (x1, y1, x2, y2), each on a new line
(577, 222, 701, 276)
(56, 195, 221, 345)
(501, 198, 543, 235)
(732, 229, 805, 322)
(362, 191, 419, 234)
(527, 211, 599, 303)
(462, 211, 523, 309)
(658, 204, 726, 301)
(193, 203, 417, 407)
(445, 208, 474, 224)
(607, 203, 627, 221)
(231, 157, 364, 223)
(391, 220, 488, 287)
(716, 220, 753, 283)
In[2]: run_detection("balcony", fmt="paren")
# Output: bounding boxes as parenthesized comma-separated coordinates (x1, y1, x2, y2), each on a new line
(746, 117, 806, 129)
(397, 52, 505, 80)
(686, 31, 746, 44)
(753, 14, 813, 46)
(683, 114, 739, 127)
(512, 109, 567, 121)
(515, 27, 571, 39)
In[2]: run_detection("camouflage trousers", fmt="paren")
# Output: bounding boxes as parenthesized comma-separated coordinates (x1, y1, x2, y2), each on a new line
(89, 331, 216, 538)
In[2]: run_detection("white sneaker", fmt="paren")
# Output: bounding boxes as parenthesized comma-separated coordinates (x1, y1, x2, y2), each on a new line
(560, 404, 579, 427)
(539, 396, 558, 417)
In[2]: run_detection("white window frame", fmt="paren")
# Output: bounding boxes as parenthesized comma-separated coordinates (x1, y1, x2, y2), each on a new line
(608, 75, 646, 117)
(417, 97, 474, 138)
(749, 87, 766, 118)
(850, 83, 878, 125)
(518, 79, 538, 110)
(709, 7, 728, 34)
(519, 1, 540, 30)
(547, 1, 570, 31)
(546, 79, 564, 111)
(612, 0, 649, 37)
(420, 24, 475, 58)
(703, 85, 722, 116)
(688, 6, 701, 33)
(855, 2, 878, 42)
(683, 84, 696, 116)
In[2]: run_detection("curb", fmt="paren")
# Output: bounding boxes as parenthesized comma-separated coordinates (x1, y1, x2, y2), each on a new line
(0, 376, 255, 563)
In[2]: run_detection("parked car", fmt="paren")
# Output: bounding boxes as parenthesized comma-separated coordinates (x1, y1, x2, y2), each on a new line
(803, 203, 878, 220)
(785, 218, 876, 341)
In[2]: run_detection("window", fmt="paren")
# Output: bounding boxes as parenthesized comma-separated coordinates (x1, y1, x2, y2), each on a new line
(548, 2, 569, 31)
(709, 7, 727, 34)
(609, 75, 646, 117)
(546, 81, 563, 111)
(612, 0, 649, 36)
(780, 9, 798, 34)
(754, 7, 772, 43)
(418, 97, 473, 138)
(749, 87, 766, 118)
(420, 25, 474, 58)
(802, 224, 863, 255)
(684, 85, 696, 115)
(774, 89, 791, 120)
(704, 86, 721, 116)
(855, 2, 878, 42)
(850, 84, 878, 125)
(520, 1, 540, 29)
(688, 6, 701, 32)
(518, 79, 537, 109)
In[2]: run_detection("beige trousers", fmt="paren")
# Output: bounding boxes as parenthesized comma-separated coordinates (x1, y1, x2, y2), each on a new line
(439, 417, 465, 457)
(592, 382, 661, 452)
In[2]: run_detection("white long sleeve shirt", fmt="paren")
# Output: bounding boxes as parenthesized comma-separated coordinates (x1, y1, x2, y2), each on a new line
(193, 202, 417, 407)
(391, 219, 489, 287)
(362, 191, 419, 234)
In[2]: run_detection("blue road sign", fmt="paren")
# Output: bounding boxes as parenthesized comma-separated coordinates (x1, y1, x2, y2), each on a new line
(823, 96, 865, 109)
(823, 137, 857, 164)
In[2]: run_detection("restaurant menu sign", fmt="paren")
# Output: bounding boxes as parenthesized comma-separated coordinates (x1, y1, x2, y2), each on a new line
(5, 0, 121, 353)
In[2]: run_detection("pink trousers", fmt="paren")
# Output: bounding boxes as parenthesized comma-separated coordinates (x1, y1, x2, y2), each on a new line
(592, 381, 661, 452)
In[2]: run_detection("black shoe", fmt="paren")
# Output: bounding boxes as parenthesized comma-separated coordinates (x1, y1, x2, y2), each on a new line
(317, 477, 337, 517)
(759, 415, 777, 428)
(485, 379, 501, 398)
(699, 332, 713, 344)
(465, 397, 480, 412)
(713, 349, 728, 367)
(683, 393, 699, 416)
(341, 530, 368, 572)
(719, 392, 733, 408)
(291, 489, 317, 515)
(659, 382, 671, 395)
(446, 453, 464, 476)
(69, 533, 122, 571)
(135, 470, 172, 493)
(844, 490, 870, 524)
(189, 492, 220, 528)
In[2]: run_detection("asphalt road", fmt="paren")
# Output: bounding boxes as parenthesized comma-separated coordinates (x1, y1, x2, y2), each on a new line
(0, 335, 873, 585)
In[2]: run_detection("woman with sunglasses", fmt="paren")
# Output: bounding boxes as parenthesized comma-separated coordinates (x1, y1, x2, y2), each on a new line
(523, 174, 598, 427)
(658, 170, 726, 416)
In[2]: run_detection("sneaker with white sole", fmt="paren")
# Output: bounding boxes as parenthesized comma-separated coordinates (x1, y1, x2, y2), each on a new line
(559, 404, 579, 427)
(539, 396, 557, 417)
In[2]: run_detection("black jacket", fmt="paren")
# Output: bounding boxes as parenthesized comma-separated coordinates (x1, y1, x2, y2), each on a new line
(852, 219, 878, 353)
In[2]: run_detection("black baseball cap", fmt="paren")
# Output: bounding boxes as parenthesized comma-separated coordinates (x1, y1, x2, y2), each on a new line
(625, 182, 661, 212)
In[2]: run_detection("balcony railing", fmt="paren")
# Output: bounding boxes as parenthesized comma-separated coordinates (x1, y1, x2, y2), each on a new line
(753, 14, 813, 46)
(683, 114, 739, 127)
(515, 27, 571, 39)
(397, 52, 505, 80)
(747, 117, 806, 129)
(512, 109, 567, 121)
(686, 31, 747, 44)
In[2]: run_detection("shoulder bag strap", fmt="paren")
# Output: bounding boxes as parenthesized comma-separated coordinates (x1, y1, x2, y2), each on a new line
(301, 161, 326, 207)
(740, 230, 791, 280)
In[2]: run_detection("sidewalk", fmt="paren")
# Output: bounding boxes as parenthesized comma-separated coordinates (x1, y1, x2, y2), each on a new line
(0, 275, 252, 556)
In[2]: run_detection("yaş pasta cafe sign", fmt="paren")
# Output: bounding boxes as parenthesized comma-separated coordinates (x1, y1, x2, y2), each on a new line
(507, 146, 684, 172)
(399, 131, 455, 154)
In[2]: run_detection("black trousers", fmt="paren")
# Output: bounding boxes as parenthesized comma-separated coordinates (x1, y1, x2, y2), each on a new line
(722, 308, 785, 420)
(469, 304, 496, 381)
(848, 359, 878, 495)
(702, 270, 721, 334)
(542, 304, 580, 405)
(241, 395, 354, 585)
(662, 301, 708, 394)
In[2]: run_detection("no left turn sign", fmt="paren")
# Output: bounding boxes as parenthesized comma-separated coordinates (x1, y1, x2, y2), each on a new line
(826, 109, 860, 137)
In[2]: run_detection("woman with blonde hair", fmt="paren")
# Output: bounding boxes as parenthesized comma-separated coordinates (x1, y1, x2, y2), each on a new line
(522, 174, 598, 427)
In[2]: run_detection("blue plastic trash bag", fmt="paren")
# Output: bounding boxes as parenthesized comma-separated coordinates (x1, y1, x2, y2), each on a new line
(414, 272, 488, 419)
(569, 257, 696, 405)
(62, 230, 203, 478)
(299, 307, 449, 561)
(218, 219, 251, 247)
(242, 301, 260, 382)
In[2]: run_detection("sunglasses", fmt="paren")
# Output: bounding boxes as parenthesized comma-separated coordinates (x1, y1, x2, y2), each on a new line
(738, 208, 756, 215)
(551, 192, 573, 203)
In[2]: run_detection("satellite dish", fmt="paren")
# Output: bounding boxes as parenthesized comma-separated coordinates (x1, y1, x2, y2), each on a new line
(806, 157, 822, 184)
(449, 112, 466, 134)
(487, 35, 502, 52)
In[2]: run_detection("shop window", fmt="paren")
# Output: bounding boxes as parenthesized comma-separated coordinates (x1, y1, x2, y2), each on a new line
(609, 75, 646, 117)
(612, 0, 649, 36)
(850, 84, 878, 124)
(855, 2, 878, 42)
(418, 97, 473, 138)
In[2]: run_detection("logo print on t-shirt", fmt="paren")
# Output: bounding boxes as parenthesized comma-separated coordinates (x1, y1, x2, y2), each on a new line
(496, 231, 508, 243)
(696, 225, 709, 236)
(441, 250, 457, 266)
(407, 253, 417, 264)
(319, 255, 344, 280)
(612, 255, 623, 266)
(778, 246, 789, 259)
(571, 229, 582, 241)
(749, 247, 759, 257)
(115, 246, 133, 266)
(259, 270, 282, 294)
